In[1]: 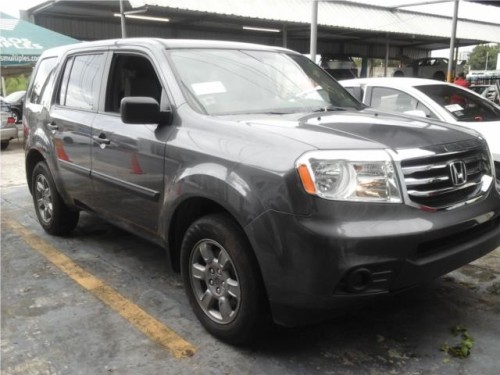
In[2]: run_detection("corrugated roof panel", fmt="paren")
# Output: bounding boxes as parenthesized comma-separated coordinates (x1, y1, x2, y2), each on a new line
(142, 0, 500, 43)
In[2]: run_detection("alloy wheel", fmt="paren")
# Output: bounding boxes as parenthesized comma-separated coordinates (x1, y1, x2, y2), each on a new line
(35, 174, 53, 225)
(189, 239, 241, 324)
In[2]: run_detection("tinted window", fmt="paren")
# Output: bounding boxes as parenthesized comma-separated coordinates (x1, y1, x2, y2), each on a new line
(59, 54, 104, 111)
(105, 54, 162, 113)
(29, 57, 57, 104)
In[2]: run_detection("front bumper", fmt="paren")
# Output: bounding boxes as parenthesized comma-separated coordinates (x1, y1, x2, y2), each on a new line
(245, 191, 500, 326)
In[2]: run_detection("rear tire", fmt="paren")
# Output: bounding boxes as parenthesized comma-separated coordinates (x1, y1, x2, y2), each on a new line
(393, 71, 404, 77)
(180, 214, 268, 345)
(31, 161, 79, 235)
(1, 141, 9, 150)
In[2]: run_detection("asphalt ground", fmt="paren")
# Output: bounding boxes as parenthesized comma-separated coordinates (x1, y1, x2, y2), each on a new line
(1, 138, 500, 375)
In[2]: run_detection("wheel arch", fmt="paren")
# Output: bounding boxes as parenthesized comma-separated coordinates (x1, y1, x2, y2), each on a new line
(167, 197, 239, 272)
(26, 149, 46, 194)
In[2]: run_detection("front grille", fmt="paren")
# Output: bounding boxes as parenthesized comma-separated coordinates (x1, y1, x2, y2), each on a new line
(401, 143, 492, 208)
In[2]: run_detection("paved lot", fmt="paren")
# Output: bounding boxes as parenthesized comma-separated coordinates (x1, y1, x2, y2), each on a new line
(2, 139, 500, 374)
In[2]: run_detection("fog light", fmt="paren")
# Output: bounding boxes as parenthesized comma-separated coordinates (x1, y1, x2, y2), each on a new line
(345, 268, 372, 292)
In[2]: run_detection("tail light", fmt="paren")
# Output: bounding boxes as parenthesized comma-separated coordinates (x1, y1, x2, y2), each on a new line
(7, 116, 15, 124)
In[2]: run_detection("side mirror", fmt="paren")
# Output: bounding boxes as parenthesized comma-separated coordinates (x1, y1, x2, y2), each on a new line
(404, 109, 427, 118)
(120, 97, 172, 125)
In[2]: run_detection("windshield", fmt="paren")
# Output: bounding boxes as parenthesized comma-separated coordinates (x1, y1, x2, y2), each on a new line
(168, 49, 363, 115)
(415, 84, 500, 122)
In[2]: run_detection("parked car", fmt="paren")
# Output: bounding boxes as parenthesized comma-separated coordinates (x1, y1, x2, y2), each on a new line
(393, 57, 464, 81)
(4, 90, 26, 124)
(469, 84, 491, 94)
(340, 77, 500, 180)
(320, 54, 358, 80)
(478, 83, 500, 105)
(1, 102, 17, 150)
(25, 39, 500, 344)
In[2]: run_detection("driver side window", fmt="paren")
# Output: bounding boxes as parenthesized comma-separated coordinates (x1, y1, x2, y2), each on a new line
(105, 54, 163, 113)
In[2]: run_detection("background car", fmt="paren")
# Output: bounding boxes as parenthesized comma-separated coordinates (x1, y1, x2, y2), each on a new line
(469, 84, 491, 94)
(341, 77, 500, 180)
(393, 57, 464, 81)
(320, 54, 358, 80)
(3, 90, 26, 124)
(1, 101, 17, 150)
(479, 83, 500, 105)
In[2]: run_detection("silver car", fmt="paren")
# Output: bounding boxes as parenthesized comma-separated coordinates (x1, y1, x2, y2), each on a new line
(1, 104, 17, 150)
(341, 77, 500, 180)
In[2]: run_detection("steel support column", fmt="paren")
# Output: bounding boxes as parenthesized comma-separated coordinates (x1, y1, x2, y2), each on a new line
(447, 0, 459, 82)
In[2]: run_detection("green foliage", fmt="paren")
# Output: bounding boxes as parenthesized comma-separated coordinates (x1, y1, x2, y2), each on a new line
(468, 44, 499, 70)
(4, 74, 30, 95)
(440, 325, 474, 359)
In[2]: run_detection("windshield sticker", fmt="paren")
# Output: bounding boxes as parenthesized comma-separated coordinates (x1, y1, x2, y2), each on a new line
(445, 104, 463, 112)
(191, 81, 226, 96)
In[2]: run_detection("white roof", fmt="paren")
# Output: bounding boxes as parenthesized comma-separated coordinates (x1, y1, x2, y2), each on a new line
(138, 0, 500, 43)
(340, 77, 452, 87)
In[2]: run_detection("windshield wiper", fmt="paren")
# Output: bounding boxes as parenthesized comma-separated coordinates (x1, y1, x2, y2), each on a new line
(312, 106, 347, 113)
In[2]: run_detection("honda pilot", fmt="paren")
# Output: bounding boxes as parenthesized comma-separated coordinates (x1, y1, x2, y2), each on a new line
(24, 39, 500, 344)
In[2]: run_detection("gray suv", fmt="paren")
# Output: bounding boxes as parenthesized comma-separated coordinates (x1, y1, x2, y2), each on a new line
(25, 39, 500, 344)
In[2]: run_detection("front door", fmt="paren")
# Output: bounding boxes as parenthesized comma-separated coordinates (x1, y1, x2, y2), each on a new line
(90, 52, 168, 234)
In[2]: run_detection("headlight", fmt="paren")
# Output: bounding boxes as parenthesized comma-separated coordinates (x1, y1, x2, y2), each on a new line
(296, 150, 402, 203)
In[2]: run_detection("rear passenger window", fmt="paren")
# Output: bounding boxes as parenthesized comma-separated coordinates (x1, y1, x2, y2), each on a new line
(28, 57, 57, 104)
(58, 54, 104, 111)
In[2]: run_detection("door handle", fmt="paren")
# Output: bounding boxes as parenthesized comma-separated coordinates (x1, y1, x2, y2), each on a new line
(93, 136, 111, 150)
(93, 134, 111, 146)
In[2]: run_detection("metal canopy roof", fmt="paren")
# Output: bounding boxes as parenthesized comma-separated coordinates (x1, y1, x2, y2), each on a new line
(24, 0, 500, 60)
(141, 0, 500, 43)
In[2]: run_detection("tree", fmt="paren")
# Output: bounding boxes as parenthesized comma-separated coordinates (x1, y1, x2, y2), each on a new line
(5, 74, 30, 95)
(467, 44, 499, 71)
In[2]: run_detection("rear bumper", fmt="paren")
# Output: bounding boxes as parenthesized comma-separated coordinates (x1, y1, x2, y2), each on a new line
(245, 191, 500, 326)
(1, 127, 18, 141)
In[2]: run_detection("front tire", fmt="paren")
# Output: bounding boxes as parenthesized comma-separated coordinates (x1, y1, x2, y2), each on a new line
(1, 141, 9, 150)
(180, 214, 268, 345)
(31, 161, 79, 235)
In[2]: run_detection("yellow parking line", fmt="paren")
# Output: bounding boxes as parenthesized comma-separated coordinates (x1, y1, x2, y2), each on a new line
(3, 219, 196, 359)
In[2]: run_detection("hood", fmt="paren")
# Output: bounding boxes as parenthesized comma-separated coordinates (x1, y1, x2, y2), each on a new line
(227, 109, 477, 152)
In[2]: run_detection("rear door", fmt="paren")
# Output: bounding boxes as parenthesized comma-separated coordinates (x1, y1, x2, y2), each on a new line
(89, 50, 169, 235)
(49, 51, 106, 202)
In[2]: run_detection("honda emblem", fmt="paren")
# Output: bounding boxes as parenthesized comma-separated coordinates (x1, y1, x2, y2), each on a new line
(449, 161, 467, 186)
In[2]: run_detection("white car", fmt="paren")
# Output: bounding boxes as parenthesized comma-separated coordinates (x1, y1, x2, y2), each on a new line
(340, 77, 500, 179)
(393, 57, 464, 81)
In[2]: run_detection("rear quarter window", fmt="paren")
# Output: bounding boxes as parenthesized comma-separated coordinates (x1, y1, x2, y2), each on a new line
(27, 57, 57, 105)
